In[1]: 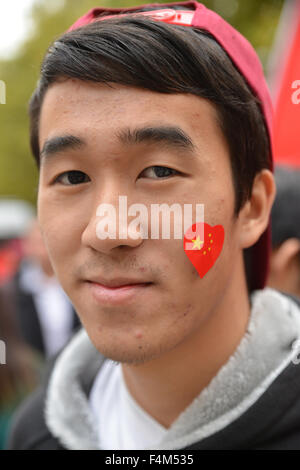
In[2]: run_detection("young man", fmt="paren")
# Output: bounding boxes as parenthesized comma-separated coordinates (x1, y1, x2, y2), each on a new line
(7, 2, 300, 450)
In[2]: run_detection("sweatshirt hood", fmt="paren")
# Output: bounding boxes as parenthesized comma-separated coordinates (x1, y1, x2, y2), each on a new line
(45, 288, 300, 450)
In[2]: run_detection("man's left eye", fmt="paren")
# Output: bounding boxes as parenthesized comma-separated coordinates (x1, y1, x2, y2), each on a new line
(139, 166, 180, 179)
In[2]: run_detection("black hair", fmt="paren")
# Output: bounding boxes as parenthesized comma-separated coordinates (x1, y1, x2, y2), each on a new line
(29, 9, 270, 215)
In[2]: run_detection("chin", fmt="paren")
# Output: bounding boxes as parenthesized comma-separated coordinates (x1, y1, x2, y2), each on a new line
(89, 335, 168, 366)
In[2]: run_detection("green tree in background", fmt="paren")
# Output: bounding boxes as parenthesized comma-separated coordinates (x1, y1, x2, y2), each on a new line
(0, 0, 284, 205)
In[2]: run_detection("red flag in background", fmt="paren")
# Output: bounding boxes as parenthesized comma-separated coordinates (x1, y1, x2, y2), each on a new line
(271, 0, 300, 167)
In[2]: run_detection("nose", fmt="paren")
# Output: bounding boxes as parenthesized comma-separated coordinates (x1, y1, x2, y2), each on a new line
(81, 193, 146, 254)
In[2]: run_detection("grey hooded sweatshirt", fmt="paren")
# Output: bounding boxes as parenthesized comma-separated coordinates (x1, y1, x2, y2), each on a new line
(7, 288, 300, 450)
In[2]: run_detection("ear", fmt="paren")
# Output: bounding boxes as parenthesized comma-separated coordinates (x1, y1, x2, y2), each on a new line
(270, 238, 300, 274)
(238, 169, 276, 249)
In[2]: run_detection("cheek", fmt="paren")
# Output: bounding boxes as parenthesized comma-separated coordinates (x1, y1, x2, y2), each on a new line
(159, 237, 198, 283)
(156, 240, 210, 323)
(37, 194, 81, 269)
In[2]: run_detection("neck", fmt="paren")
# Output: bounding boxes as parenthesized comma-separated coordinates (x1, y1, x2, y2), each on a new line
(122, 262, 251, 428)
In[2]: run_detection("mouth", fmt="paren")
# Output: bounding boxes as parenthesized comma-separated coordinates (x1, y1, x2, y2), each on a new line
(85, 278, 154, 304)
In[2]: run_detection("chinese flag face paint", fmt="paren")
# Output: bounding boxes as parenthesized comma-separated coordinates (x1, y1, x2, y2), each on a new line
(184, 222, 225, 278)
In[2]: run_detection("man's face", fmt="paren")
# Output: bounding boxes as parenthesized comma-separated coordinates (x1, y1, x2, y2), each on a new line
(38, 79, 241, 364)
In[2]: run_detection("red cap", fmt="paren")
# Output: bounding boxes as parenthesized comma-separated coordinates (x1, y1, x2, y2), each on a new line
(68, 1, 274, 291)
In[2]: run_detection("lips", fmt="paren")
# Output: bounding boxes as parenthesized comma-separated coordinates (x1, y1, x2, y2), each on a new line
(86, 278, 153, 305)
(87, 277, 152, 288)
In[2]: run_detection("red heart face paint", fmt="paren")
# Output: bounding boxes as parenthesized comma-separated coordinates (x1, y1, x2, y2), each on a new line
(184, 223, 225, 278)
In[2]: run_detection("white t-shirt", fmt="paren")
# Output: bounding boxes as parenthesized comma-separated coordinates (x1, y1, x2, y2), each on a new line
(89, 359, 168, 450)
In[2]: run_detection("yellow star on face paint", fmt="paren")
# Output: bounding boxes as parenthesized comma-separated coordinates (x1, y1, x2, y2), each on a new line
(191, 236, 203, 250)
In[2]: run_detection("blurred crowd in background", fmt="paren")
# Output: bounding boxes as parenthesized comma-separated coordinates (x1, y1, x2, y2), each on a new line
(0, 201, 81, 447)
(0, 0, 300, 450)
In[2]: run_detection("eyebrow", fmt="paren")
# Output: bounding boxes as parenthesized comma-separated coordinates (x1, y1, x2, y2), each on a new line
(40, 135, 85, 161)
(117, 126, 195, 154)
(40, 125, 195, 161)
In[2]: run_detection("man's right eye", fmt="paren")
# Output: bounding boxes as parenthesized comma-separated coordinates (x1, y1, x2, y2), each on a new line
(54, 170, 91, 185)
